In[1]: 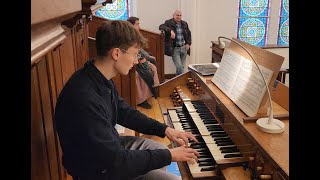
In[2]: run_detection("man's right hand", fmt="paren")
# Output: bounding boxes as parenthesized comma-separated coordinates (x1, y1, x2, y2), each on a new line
(169, 146, 200, 162)
(170, 30, 176, 39)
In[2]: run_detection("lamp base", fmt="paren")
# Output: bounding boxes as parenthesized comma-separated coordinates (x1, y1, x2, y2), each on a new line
(256, 118, 285, 134)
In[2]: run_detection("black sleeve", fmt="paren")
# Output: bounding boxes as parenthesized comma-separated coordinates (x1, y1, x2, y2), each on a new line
(116, 95, 169, 138)
(55, 90, 171, 178)
(159, 20, 172, 35)
(185, 21, 192, 45)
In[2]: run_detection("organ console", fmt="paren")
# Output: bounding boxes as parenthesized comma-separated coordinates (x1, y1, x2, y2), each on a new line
(157, 71, 289, 180)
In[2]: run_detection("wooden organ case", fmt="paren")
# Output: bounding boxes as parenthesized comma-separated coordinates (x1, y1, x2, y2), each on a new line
(157, 71, 289, 180)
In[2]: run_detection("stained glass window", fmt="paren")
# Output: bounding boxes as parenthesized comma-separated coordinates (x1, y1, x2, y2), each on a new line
(237, 0, 270, 46)
(277, 0, 289, 45)
(95, 0, 129, 20)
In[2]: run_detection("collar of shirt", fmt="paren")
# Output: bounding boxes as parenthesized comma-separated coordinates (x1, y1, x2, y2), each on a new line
(84, 60, 115, 95)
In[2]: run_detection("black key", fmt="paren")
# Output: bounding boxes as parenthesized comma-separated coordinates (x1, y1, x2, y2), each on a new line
(198, 150, 210, 154)
(199, 155, 210, 159)
(207, 127, 224, 131)
(214, 137, 230, 141)
(190, 141, 206, 145)
(215, 138, 232, 143)
(203, 120, 218, 124)
(206, 125, 222, 128)
(211, 134, 228, 138)
(221, 148, 240, 153)
(217, 141, 234, 146)
(196, 110, 211, 113)
(210, 131, 228, 137)
(219, 146, 237, 151)
(224, 153, 243, 158)
(191, 144, 206, 149)
(211, 131, 227, 135)
(199, 162, 215, 166)
(201, 166, 216, 171)
(198, 159, 214, 163)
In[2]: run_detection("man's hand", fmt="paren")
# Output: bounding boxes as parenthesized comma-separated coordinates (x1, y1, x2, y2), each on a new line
(186, 44, 190, 50)
(169, 146, 200, 162)
(165, 127, 199, 147)
(170, 30, 176, 39)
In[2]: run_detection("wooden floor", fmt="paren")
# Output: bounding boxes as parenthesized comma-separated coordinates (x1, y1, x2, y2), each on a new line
(136, 97, 171, 146)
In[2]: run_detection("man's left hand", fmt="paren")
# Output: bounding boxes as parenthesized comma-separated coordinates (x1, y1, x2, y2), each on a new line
(165, 127, 198, 147)
(186, 44, 190, 50)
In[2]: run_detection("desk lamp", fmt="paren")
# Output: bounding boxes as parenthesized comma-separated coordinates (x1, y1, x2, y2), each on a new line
(217, 36, 285, 134)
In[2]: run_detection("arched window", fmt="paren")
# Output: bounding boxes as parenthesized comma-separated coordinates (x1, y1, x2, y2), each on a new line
(277, 0, 289, 45)
(95, 0, 130, 20)
(237, 0, 271, 46)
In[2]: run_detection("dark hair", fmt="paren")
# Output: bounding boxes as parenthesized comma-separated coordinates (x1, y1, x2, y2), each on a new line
(95, 20, 147, 57)
(127, 16, 139, 25)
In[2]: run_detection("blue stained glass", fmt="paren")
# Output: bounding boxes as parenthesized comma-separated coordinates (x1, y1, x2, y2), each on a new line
(281, 0, 289, 17)
(238, 18, 268, 46)
(238, 0, 269, 46)
(95, 0, 129, 20)
(277, 17, 289, 45)
(239, 0, 270, 16)
(277, 0, 289, 45)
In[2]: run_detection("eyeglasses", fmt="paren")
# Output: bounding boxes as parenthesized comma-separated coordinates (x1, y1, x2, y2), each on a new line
(120, 49, 142, 60)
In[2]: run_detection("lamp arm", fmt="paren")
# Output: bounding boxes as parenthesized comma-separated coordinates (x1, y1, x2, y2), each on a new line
(218, 37, 273, 123)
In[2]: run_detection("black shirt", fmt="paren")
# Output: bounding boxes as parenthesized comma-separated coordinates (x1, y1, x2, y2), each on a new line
(54, 60, 171, 179)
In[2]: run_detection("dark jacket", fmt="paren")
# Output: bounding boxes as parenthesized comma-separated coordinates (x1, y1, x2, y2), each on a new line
(159, 18, 192, 56)
(136, 52, 156, 95)
(54, 60, 171, 180)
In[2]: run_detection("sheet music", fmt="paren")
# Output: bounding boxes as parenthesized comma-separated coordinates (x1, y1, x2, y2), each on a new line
(229, 58, 273, 117)
(211, 49, 243, 96)
(211, 48, 273, 117)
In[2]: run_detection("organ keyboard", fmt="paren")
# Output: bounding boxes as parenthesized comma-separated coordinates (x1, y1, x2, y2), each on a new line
(157, 71, 289, 180)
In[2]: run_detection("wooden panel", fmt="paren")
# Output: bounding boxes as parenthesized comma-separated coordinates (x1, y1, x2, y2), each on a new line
(31, 7, 95, 180)
(31, 65, 51, 180)
(211, 41, 224, 63)
(51, 47, 64, 96)
(88, 15, 107, 38)
(37, 59, 61, 180)
(46, 51, 68, 180)
(130, 66, 137, 108)
(271, 81, 289, 111)
(88, 38, 97, 60)
(46, 53, 58, 108)
(74, 20, 89, 69)
(59, 31, 76, 85)
(158, 72, 191, 98)
(140, 29, 165, 83)
(112, 74, 122, 96)
(120, 70, 130, 104)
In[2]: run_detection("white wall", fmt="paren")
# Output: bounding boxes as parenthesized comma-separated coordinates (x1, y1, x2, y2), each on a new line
(134, 0, 289, 78)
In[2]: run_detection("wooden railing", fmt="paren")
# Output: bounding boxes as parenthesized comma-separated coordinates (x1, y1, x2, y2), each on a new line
(31, 15, 90, 180)
(31, 1, 113, 180)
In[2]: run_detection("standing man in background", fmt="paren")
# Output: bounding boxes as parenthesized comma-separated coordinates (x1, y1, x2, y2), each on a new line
(159, 9, 192, 75)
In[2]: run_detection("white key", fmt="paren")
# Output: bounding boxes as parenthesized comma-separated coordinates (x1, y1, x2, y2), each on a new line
(172, 123, 184, 131)
(184, 102, 196, 112)
(168, 110, 180, 123)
